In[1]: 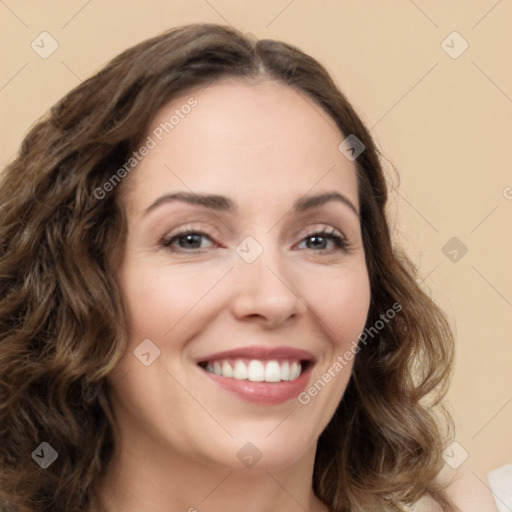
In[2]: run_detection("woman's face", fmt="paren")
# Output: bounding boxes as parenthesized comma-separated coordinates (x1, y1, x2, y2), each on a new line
(110, 78, 371, 470)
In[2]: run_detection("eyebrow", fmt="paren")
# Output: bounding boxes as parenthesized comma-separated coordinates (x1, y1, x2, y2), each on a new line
(143, 190, 359, 217)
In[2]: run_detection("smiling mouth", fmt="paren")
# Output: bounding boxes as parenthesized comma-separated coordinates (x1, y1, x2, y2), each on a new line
(198, 359, 312, 383)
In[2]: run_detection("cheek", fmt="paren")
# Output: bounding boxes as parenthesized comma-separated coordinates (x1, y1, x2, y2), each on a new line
(295, 266, 370, 426)
(300, 264, 371, 348)
(119, 261, 229, 344)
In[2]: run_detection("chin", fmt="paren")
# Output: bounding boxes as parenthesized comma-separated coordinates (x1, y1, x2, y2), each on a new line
(192, 427, 318, 472)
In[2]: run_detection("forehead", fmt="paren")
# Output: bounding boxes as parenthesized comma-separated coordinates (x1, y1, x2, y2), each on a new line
(122, 79, 359, 213)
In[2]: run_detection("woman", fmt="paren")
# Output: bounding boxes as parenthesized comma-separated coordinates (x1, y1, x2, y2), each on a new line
(0, 23, 492, 512)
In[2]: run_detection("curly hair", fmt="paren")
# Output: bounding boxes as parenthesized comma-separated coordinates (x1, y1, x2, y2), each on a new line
(0, 23, 456, 512)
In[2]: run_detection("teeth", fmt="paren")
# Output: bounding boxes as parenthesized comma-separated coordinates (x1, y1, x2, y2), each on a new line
(264, 361, 281, 382)
(222, 360, 233, 378)
(233, 360, 247, 380)
(280, 361, 290, 381)
(248, 360, 265, 382)
(290, 361, 301, 380)
(203, 359, 304, 382)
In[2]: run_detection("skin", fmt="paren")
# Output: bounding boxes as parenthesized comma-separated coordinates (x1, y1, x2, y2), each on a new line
(94, 78, 371, 512)
(92, 78, 500, 512)
(426, 465, 499, 512)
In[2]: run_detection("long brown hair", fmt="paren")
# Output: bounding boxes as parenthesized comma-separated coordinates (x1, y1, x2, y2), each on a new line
(0, 23, 456, 511)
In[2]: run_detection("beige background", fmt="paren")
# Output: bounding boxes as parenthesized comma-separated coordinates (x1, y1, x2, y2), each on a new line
(1, 0, 511, 498)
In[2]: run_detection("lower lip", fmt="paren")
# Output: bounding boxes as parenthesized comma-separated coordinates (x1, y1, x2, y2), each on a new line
(199, 364, 314, 405)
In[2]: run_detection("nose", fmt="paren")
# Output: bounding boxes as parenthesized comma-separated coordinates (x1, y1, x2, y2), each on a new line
(229, 244, 305, 328)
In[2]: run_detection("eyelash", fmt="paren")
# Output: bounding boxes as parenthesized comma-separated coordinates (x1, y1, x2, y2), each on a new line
(160, 226, 349, 254)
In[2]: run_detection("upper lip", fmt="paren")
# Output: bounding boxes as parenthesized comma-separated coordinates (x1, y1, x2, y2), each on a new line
(196, 345, 316, 364)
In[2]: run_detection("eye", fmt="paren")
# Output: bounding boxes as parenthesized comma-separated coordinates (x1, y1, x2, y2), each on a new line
(160, 227, 349, 253)
(297, 228, 348, 252)
(161, 229, 216, 251)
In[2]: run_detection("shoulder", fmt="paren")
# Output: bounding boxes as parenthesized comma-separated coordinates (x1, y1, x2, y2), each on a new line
(411, 465, 498, 512)
(442, 466, 498, 511)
